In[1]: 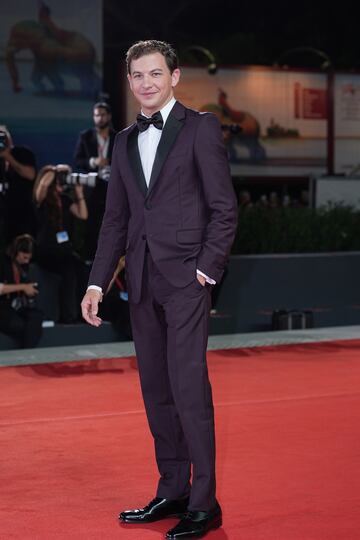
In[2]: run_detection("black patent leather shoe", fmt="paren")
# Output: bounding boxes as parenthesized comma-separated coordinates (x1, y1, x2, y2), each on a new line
(119, 497, 189, 523)
(165, 502, 222, 538)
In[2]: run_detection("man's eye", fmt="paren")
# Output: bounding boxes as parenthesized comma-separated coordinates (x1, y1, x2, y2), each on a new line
(153, 72, 161, 77)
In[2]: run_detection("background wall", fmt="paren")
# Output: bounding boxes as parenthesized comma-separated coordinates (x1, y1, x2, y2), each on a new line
(213, 252, 360, 333)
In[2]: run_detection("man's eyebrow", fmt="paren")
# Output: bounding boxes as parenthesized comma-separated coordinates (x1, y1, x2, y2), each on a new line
(132, 68, 164, 75)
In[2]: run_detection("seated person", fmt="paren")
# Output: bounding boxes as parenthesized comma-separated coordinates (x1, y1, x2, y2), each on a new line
(33, 164, 88, 323)
(0, 234, 43, 348)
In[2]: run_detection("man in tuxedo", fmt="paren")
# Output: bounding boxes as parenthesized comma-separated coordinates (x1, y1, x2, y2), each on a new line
(81, 40, 237, 539)
(73, 102, 116, 260)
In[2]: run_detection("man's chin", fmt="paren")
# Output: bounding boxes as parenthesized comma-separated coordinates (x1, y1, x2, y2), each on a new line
(139, 94, 160, 106)
(140, 101, 167, 116)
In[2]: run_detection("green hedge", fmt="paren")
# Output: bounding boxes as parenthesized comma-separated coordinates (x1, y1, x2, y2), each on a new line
(232, 206, 360, 254)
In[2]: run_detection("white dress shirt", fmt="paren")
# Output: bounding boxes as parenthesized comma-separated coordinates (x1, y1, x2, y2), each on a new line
(138, 97, 176, 186)
(88, 97, 215, 295)
(89, 132, 110, 170)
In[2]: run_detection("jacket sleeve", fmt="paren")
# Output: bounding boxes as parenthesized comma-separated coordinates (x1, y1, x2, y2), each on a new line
(194, 113, 238, 283)
(87, 134, 130, 291)
(73, 133, 91, 172)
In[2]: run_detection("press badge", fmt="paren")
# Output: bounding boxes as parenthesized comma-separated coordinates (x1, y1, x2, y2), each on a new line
(56, 231, 70, 244)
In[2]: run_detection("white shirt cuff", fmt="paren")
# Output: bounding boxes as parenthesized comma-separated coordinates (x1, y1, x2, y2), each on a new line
(0, 283, 4, 294)
(87, 285, 103, 294)
(196, 269, 216, 285)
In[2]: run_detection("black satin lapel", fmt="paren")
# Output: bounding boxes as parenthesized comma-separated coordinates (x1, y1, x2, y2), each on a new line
(127, 128, 147, 197)
(147, 115, 184, 195)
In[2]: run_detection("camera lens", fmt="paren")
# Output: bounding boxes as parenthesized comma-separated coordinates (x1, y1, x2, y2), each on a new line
(0, 131, 7, 150)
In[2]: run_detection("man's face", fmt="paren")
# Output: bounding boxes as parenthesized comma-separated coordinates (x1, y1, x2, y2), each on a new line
(127, 52, 180, 116)
(93, 107, 111, 129)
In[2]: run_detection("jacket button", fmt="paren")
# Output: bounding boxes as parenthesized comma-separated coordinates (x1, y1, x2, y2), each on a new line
(142, 234, 146, 240)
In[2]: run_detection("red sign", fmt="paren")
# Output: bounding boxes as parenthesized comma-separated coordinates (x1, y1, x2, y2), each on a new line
(294, 83, 327, 119)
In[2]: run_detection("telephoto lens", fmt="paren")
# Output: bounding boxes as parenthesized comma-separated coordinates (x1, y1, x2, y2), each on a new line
(69, 173, 98, 187)
(54, 165, 98, 188)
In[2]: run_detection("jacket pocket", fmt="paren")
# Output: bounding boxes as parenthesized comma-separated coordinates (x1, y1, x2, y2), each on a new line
(176, 228, 204, 244)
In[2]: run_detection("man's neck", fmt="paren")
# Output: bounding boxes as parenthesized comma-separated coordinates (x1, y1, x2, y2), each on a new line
(96, 127, 110, 138)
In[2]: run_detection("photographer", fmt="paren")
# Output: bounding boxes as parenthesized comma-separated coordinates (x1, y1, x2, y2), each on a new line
(73, 102, 116, 261)
(0, 126, 37, 242)
(0, 234, 43, 348)
(34, 165, 88, 323)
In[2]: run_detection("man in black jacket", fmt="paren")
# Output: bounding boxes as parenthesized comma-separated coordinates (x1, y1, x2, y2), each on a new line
(73, 102, 116, 260)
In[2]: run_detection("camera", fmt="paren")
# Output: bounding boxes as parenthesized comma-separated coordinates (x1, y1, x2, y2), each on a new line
(0, 178, 8, 194)
(0, 130, 8, 150)
(0, 156, 8, 194)
(55, 166, 98, 188)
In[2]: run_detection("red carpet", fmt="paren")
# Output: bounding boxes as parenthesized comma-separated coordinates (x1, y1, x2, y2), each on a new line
(1, 340, 360, 539)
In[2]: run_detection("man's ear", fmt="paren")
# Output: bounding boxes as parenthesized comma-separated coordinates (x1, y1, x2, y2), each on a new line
(171, 68, 181, 88)
(127, 73, 133, 92)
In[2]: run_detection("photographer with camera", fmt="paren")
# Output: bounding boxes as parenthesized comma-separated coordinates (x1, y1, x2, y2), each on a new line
(34, 164, 88, 323)
(73, 102, 116, 261)
(0, 126, 37, 243)
(0, 234, 43, 348)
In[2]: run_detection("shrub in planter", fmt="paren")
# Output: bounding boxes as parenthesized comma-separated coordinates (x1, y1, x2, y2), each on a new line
(232, 205, 360, 254)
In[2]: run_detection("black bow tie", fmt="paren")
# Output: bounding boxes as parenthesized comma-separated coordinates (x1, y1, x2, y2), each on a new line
(136, 111, 163, 132)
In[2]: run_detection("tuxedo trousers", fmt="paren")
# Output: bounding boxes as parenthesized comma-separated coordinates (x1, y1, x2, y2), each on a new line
(128, 250, 216, 511)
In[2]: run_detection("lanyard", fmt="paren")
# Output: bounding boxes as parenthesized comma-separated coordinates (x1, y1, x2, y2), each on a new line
(12, 262, 21, 285)
(54, 192, 63, 231)
(115, 276, 124, 291)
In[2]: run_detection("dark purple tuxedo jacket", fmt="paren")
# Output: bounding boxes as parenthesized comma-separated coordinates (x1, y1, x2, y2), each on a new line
(88, 101, 238, 303)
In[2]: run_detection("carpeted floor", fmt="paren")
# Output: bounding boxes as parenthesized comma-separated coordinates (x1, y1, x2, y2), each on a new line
(1, 340, 360, 539)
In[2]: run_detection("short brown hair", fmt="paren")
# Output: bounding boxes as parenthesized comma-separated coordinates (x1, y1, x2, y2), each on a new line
(126, 40, 178, 74)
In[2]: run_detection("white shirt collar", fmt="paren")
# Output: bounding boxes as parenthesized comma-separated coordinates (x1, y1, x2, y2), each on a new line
(141, 96, 176, 126)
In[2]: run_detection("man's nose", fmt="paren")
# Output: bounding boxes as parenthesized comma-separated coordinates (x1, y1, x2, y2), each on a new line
(142, 75, 153, 88)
